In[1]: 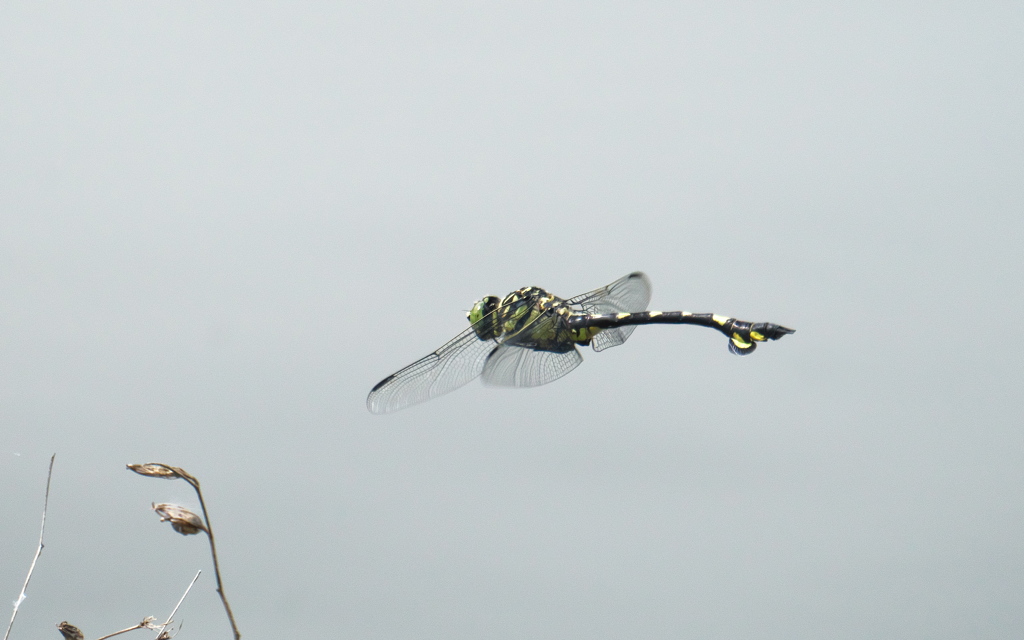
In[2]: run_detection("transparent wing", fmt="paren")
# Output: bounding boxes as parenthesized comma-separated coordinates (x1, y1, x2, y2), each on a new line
(366, 325, 500, 414)
(565, 271, 653, 351)
(367, 289, 556, 414)
(480, 311, 583, 387)
(481, 344, 583, 387)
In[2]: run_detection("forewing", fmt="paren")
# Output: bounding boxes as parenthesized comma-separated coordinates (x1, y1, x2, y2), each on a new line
(366, 325, 498, 414)
(566, 271, 653, 351)
(368, 287, 584, 412)
(481, 344, 583, 388)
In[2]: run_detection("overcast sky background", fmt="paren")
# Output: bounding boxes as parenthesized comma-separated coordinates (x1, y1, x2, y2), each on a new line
(2, 3, 1022, 639)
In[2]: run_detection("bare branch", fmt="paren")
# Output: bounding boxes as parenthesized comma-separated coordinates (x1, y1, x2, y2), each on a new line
(4, 454, 56, 640)
(153, 571, 201, 639)
(91, 617, 157, 640)
(194, 485, 241, 640)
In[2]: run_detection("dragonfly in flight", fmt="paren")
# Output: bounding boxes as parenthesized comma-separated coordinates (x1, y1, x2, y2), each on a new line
(367, 272, 794, 414)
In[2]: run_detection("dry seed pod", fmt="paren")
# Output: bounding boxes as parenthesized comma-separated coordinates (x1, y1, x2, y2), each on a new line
(127, 463, 181, 479)
(153, 503, 208, 535)
(56, 621, 84, 640)
(127, 463, 199, 485)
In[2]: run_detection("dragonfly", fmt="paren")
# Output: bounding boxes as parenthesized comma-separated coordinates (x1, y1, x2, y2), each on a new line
(367, 272, 794, 414)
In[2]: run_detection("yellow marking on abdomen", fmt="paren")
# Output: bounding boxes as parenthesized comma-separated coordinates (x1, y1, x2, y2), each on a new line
(750, 330, 765, 341)
(649, 310, 663, 317)
(731, 333, 752, 348)
(616, 313, 630, 319)
(729, 331, 753, 346)
(713, 314, 729, 326)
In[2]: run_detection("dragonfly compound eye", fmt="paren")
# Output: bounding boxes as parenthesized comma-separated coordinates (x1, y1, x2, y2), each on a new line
(468, 296, 501, 340)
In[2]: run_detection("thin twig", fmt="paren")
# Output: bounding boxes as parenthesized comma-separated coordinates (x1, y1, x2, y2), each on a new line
(92, 617, 155, 640)
(85, 569, 200, 640)
(189, 481, 240, 639)
(94, 627, 139, 640)
(4, 454, 55, 640)
(154, 571, 201, 639)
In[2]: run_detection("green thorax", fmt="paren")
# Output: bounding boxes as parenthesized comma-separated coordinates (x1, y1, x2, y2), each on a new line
(467, 286, 604, 348)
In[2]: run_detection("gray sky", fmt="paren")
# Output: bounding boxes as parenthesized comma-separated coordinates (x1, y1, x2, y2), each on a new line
(2, 3, 1022, 639)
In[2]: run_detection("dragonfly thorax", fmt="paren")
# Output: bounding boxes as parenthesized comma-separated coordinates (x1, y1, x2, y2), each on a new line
(467, 286, 567, 341)
(466, 286, 592, 348)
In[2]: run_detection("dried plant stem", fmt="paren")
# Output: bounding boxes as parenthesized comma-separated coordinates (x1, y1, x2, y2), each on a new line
(93, 620, 153, 640)
(127, 463, 240, 639)
(4, 454, 55, 640)
(94, 625, 144, 640)
(154, 570, 201, 639)
(82, 570, 199, 640)
(183, 477, 240, 639)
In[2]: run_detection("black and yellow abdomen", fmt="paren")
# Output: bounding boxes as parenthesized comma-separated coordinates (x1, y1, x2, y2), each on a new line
(567, 310, 795, 355)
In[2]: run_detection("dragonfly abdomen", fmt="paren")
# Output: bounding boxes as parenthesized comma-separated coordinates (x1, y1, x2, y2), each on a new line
(569, 311, 795, 355)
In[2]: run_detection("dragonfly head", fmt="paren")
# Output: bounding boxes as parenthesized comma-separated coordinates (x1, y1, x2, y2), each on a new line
(467, 295, 501, 340)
